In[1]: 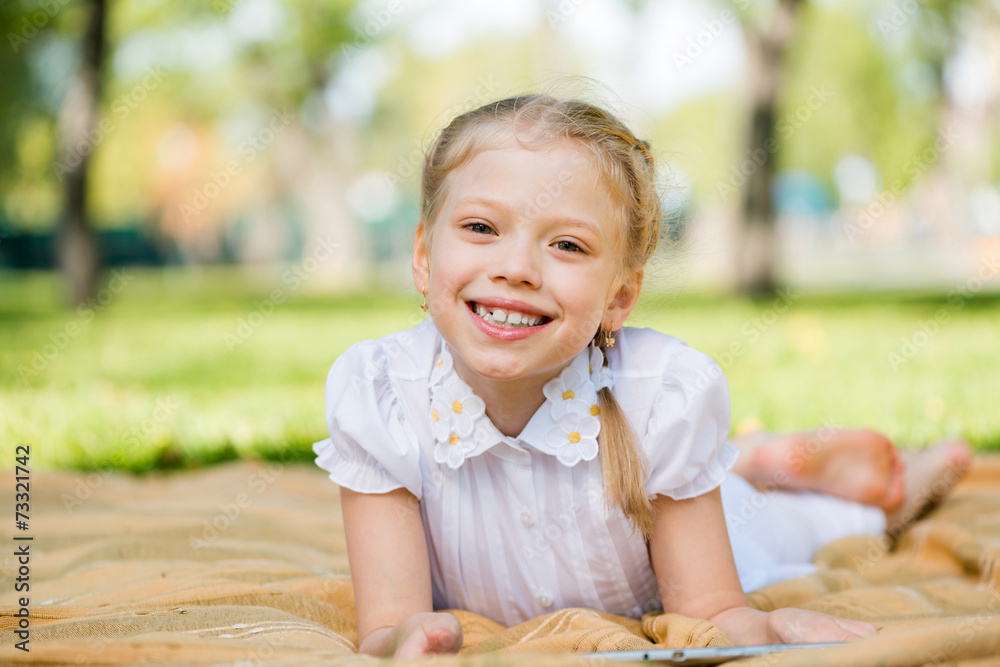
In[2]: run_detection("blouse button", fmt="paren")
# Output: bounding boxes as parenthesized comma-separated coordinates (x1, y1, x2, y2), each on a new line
(537, 594, 553, 608)
(520, 511, 534, 526)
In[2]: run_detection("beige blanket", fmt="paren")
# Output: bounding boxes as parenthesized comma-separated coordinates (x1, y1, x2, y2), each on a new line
(1, 457, 999, 665)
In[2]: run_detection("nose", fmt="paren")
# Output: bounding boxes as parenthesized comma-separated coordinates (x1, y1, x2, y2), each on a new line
(488, 234, 541, 288)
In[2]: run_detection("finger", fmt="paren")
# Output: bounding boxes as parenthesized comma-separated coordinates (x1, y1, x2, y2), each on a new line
(396, 613, 461, 656)
(771, 609, 876, 644)
(834, 617, 879, 639)
(392, 631, 428, 659)
(427, 626, 463, 653)
(426, 613, 463, 653)
(797, 617, 876, 643)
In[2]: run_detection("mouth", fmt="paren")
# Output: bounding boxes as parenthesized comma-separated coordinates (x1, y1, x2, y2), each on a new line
(468, 302, 550, 329)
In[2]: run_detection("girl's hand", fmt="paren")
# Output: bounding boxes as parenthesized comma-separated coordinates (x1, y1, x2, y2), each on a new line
(364, 611, 463, 658)
(647, 491, 877, 647)
(710, 606, 878, 645)
(342, 488, 457, 657)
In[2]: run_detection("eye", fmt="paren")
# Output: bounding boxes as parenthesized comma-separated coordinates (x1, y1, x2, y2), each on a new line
(463, 221, 494, 235)
(553, 240, 584, 253)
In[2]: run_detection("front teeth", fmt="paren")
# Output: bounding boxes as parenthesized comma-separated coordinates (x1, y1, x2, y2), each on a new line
(474, 303, 543, 328)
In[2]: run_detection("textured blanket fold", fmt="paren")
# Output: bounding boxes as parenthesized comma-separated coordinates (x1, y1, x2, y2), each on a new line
(1, 457, 998, 665)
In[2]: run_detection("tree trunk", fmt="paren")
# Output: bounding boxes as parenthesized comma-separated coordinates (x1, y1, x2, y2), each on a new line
(56, 0, 106, 306)
(736, 0, 802, 296)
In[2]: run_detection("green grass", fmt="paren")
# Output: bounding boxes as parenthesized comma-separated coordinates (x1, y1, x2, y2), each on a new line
(2, 268, 998, 471)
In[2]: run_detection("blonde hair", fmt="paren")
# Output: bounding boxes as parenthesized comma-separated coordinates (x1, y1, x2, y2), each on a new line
(420, 94, 662, 537)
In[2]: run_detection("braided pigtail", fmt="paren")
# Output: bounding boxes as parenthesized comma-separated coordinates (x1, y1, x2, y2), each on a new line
(596, 333, 655, 539)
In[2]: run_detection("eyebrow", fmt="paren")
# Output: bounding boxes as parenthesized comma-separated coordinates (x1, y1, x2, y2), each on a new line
(451, 196, 514, 216)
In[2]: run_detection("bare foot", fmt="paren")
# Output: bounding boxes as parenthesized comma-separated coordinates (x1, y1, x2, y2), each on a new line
(732, 428, 905, 511)
(885, 440, 973, 538)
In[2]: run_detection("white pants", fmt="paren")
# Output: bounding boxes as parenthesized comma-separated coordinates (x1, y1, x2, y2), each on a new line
(721, 474, 886, 592)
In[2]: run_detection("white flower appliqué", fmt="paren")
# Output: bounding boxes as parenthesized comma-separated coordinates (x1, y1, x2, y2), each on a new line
(427, 339, 611, 469)
(430, 349, 453, 386)
(545, 409, 600, 466)
(541, 355, 602, 466)
(589, 344, 614, 392)
(542, 366, 595, 419)
(431, 378, 487, 469)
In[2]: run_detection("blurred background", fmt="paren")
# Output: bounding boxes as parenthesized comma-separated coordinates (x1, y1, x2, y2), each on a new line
(1, 0, 998, 471)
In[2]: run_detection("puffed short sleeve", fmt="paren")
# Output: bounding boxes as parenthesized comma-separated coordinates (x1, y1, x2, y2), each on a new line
(643, 346, 739, 500)
(312, 340, 424, 499)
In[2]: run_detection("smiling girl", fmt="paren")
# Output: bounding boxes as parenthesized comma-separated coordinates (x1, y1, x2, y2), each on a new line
(314, 94, 971, 658)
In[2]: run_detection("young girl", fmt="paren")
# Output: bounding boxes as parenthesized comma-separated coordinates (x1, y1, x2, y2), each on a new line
(313, 94, 972, 658)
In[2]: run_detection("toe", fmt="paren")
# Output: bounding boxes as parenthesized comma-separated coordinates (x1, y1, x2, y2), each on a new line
(942, 440, 973, 474)
(880, 460, 906, 512)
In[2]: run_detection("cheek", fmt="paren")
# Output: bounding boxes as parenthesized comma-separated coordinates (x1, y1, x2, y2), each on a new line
(427, 245, 473, 295)
(556, 308, 601, 360)
(562, 265, 613, 315)
(565, 287, 602, 321)
(558, 279, 606, 349)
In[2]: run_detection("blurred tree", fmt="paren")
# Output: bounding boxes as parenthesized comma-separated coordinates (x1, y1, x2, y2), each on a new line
(56, 0, 106, 306)
(723, 0, 983, 294)
(733, 0, 805, 296)
(630, 0, 808, 295)
(871, 0, 999, 176)
(1, 0, 354, 301)
(0, 5, 42, 198)
(0, 2, 79, 244)
(0, 0, 108, 304)
(778, 7, 924, 187)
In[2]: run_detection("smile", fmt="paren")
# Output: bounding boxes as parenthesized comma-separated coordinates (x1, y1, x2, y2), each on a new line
(470, 302, 548, 329)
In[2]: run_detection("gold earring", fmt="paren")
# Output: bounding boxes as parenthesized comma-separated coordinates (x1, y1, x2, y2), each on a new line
(603, 324, 615, 348)
(420, 289, 428, 312)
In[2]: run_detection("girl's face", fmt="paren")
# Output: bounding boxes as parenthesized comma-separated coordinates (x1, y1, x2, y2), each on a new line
(412, 136, 642, 390)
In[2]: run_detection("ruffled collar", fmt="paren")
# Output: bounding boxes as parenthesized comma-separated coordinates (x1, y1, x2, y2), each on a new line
(428, 340, 614, 470)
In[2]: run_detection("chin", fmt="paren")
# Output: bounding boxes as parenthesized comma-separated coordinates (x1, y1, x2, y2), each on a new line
(465, 357, 529, 382)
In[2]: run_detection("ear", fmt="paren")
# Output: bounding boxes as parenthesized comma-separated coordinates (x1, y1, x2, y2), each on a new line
(605, 268, 643, 330)
(411, 221, 429, 293)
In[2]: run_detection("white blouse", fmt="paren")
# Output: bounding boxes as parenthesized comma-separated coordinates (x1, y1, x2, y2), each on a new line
(314, 318, 739, 627)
